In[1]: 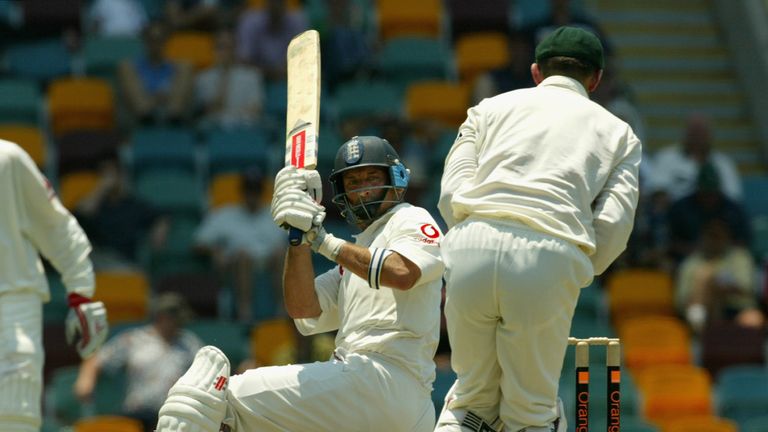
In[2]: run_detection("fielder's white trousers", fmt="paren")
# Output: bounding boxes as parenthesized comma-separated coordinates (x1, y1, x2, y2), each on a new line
(0, 291, 44, 432)
(225, 350, 435, 431)
(438, 217, 592, 431)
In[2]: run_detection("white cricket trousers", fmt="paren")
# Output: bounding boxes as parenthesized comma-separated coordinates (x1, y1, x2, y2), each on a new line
(438, 217, 593, 431)
(224, 350, 435, 431)
(0, 291, 44, 432)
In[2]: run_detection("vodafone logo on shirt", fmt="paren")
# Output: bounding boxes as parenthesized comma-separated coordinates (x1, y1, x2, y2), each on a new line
(417, 223, 440, 244)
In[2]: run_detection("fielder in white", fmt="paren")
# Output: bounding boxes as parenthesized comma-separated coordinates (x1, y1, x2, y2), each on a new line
(156, 136, 444, 431)
(435, 27, 641, 432)
(0, 140, 108, 432)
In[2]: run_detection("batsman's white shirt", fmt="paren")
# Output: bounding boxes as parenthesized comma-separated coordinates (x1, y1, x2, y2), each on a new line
(436, 76, 641, 431)
(225, 203, 444, 431)
(0, 140, 95, 430)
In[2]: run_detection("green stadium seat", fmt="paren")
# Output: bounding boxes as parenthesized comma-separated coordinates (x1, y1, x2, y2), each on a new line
(130, 127, 197, 175)
(204, 127, 271, 176)
(134, 170, 203, 216)
(186, 320, 250, 367)
(333, 80, 403, 124)
(4, 39, 71, 82)
(0, 78, 41, 124)
(83, 36, 144, 82)
(375, 36, 452, 90)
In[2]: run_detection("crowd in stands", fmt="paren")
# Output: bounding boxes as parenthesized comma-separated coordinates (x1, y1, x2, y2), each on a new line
(1, 0, 767, 431)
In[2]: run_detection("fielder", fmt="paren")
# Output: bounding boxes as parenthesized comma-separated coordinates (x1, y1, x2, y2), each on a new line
(0, 140, 108, 431)
(435, 27, 641, 431)
(156, 136, 444, 431)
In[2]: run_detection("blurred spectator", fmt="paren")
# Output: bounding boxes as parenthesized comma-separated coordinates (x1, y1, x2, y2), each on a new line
(117, 20, 194, 125)
(236, 0, 309, 80)
(675, 218, 764, 333)
(667, 163, 751, 264)
(649, 113, 743, 201)
(520, 0, 613, 58)
(74, 158, 169, 270)
(165, 0, 220, 31)
(195, 28, 265, 129)
(86, 0, 148, 37)
(194, 167, 285, 322)
(73, 293, 203, 431)
(319, 0, 371, 89)
(472, 30, 535, 103)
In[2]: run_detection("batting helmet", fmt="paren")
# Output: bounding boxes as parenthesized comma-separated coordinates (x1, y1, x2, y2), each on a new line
(329, 136, 410, 226)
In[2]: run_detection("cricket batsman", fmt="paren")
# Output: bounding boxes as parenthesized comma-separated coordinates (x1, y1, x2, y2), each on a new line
(155, 136, 445, 431)
(0, 139, 108, 431)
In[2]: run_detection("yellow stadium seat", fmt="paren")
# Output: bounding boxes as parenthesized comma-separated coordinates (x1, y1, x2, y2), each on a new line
(164, 31, 215, 70)
(93, 270, 150, 324)
(657, 416, 738, 432)
(48, 77, 115, 137)
(619, 315, 692, 370)
(406, 81, 470, 128)
(250, 318, 297, 367)
(607, 268, 675, 328)
(247, 0, 301, 9)
(59, 171, 100, 210)
(74, 415, 143, 432)
(635, 364, 713, 423)
(0, 124, 47, 167)
(209, 172, 243, 209)
(455, 32, 510, 84)
(377, 0, 443, 41)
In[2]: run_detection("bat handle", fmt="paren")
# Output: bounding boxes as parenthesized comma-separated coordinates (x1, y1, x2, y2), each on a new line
(288, 227, 303, 246)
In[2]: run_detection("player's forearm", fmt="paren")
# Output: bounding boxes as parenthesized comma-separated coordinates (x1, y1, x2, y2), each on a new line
(334, 243, 420, 290)
(283, 245, 322, 318)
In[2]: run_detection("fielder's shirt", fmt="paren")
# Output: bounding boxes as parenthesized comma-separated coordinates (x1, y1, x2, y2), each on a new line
(439, 75, 641, 275)
(295, 203, 444, 391)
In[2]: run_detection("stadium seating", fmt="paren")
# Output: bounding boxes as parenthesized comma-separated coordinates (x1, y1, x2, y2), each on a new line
(657, 416, 738, 432)
(129, 127, 197, 175)
(47, 77, 116, 137)
(333, 79, 403, 124)
(0, 78, 42, 125)
(0, 124, 46, 168)
(4, 38, 71, 83)
(635, 364, 713, 422)
(455, 32, 511, 85)
(376, 0, 443, 41)
(56, 129, 120, 176)
(186, 319, 250, 367)
(204, 126, 271, 176)
(250, 318, 298, 366)
(375, 36, 453, 90)
(58, 171, 101, 210)
(405, 81, 470, 127)
(743, 415, 768, 432)
(618, 315, 692, 370)
(134, 170, 203, 216)
(621, 417, 660, 432)
(143, 215, 208, 280)
(93, 270, 150, 324)
(163, 31, 215, 70)
(208, 172, 244, 209)
(156, 271, 221, 318)
(73, 415, 143, 432)
(82, 36, 144, 81)
(606, 269, 676, 329)
(716, 364, 768, 428)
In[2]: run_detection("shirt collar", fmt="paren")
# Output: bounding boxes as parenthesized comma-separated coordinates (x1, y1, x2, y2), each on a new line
(539, 75, 589, 98)
(353, 202, 409, 244)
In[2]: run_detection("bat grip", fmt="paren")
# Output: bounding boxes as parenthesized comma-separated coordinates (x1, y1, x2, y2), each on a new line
(288, 227, 303, 245)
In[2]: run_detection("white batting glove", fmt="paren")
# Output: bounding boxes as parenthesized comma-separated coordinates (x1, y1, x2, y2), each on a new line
(66, 293, 109, 359)
(304, 225, 345, 261)
(274, 165, 322, 203)
(271, 188, 326, 232)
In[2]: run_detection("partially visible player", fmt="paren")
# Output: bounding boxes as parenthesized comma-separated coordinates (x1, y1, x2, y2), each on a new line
(0, 139, 108, 431)
(435, 27, 641, 431)
(155, 136, 444, 431)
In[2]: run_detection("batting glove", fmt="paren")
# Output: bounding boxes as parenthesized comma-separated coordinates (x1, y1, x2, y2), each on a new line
(271, 188, 326, 232)
(304, 225, 345, 261)
(273, 165, 322, 203)
(66, 293, 109, 358)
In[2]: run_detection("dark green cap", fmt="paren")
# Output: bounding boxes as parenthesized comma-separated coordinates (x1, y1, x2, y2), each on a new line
(535, 26, 604, 69)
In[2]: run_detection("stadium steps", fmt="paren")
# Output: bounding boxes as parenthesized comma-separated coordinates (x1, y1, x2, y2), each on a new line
(586, 0, 763, 173)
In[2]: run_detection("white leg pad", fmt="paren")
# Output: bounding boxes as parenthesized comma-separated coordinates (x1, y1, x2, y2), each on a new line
(156, 346, 231, 432)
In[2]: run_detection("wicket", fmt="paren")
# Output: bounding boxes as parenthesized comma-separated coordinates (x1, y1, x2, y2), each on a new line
(567, 337, 621, 432)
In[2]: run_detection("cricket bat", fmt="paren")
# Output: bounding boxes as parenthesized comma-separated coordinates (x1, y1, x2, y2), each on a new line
(285, 29, 321, 245)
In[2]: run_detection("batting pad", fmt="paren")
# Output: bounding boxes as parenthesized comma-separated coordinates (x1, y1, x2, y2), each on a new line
(156, 346, 231, 432)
